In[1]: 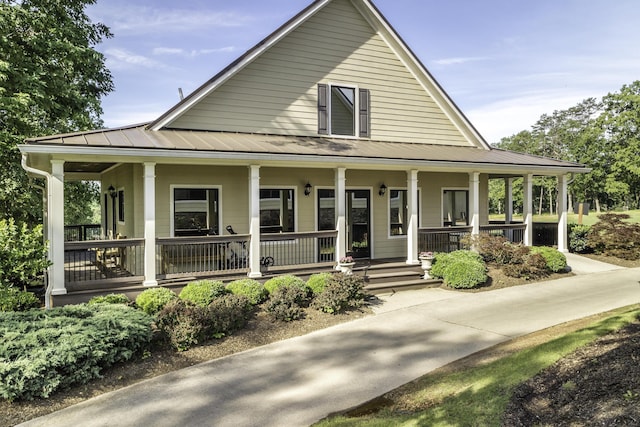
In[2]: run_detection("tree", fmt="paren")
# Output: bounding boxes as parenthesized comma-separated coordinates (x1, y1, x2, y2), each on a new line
(0, 0, 113, 225)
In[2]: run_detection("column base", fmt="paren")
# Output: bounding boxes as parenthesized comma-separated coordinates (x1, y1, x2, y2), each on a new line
(50, 288, 67, 296)
(248, 272, 263, 279)
(143, 280, 158, 287)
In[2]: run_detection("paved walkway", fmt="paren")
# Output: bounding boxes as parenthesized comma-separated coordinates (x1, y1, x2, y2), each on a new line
(21, 256, 640, 427)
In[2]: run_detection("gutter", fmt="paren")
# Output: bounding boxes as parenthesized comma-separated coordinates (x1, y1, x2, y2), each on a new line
(20, 155, 53, 309)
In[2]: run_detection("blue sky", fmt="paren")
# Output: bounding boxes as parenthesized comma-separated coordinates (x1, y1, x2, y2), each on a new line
(87, 0, 639, 144)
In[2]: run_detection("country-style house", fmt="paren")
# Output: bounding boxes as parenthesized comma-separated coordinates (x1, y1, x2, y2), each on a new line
(19, 0, 588, 305)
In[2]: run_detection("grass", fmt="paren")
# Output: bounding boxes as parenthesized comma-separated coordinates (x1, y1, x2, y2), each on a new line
(490, 209, 640, 226)
(315, 305, 640, 427)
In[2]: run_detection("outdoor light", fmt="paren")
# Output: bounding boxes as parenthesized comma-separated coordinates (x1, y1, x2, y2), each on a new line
(304, 182, 312, 196)
(378, 183, 387, 196)
(108, 185, 117, 199)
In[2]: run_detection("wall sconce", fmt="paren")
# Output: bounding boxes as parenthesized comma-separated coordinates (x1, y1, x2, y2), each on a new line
(378, 183, 387, 196)
(304, 182, 312, 196)
(108, 185, 117, 199)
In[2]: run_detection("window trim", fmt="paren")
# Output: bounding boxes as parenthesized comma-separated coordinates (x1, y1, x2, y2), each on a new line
(259, 186, 297, 234)
(441, 187, 469, 227)
(318, 83, 370, 139)
(169, 184, 222, 237)
(387, 187, 421, 239)
(117, 187, 125, 225)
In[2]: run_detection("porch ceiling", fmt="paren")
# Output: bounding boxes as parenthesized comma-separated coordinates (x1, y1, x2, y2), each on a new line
(23, 124, 589, 174)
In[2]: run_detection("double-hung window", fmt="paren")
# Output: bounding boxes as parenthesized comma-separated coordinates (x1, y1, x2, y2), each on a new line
(318, 84, 370, 137)
(260, 189, 295, 233)
(173, 188, 219, 236)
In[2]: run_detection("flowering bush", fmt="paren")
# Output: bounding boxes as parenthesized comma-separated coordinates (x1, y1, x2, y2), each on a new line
(339, 256, 354, 264)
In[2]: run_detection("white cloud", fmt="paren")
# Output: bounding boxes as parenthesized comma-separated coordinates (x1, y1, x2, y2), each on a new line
(101, 103, 169, 128)
(152, 46, 236, 57)
(105, 48, 166, 70)
(432, 57, 488, 66)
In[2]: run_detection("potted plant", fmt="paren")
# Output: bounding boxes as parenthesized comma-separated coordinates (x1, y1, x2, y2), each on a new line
(337, 255, 355, 275)
(418, 251, 434, 279)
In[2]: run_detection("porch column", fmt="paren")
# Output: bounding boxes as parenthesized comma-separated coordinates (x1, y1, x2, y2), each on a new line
(557, 174, 569, 252)
(469, 172, 480, 235)
(49, 160, 66, 295)
(143, 162, 157, 286)
(406, 170, 419, 264)
(248, 165, 262, 278)
(523, 174, 534, 246)
(504, 178, 513, 224)
(335, 167, 346, 266)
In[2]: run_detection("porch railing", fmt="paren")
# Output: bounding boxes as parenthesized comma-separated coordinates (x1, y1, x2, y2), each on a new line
(64, 238, 145, 288)
(156, 234, 251, 279)
(64, 224, 102, 241)
(479, 223, 527, 244)
(260, 230, 337, 268)
(418, 227, 472, 253)
(533, 223, 559, 246)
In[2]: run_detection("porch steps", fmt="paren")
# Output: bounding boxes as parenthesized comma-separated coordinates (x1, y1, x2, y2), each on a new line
(356, 260, 443, 294)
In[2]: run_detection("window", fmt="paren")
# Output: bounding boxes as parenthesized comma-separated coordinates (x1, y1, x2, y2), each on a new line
(389, 190, 420, 236)
(443, 190, 468, 226)
(260, 189, 295, 233)
(117, 189, 125, 223)
(318, 84, 370, 137)
(173, 188, 219, 236)
(317, 189, 335, 230)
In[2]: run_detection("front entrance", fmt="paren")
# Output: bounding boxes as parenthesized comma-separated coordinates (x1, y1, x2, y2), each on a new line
(346, 190, 370, 258)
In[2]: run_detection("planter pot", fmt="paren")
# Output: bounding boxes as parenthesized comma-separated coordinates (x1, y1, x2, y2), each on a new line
(337, 262, 355, 275)
(419, 257, 433, 279)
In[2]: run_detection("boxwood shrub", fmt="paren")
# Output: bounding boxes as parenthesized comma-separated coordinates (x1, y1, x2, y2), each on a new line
(207, 294, 253, 337)
(0, 304, 152, 400)
(226, 278, 267, 305)
(442, 259, 487, 289)
(529, 246, 567, 273)
(0, 286, 40, 312)
(179, 280, 228, 307)
(430, 250, 483, 280)
(263, 274, 308, 295)
(306, 272, 333, 295)
(135, 287, 177, 315)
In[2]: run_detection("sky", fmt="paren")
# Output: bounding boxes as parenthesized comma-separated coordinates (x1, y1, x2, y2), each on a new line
(87, 0, 640, 144)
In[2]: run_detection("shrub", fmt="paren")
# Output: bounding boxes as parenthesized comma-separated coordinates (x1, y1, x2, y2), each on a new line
(442, 259, 487, 289)
(179, 280, 228, 307)
(135, 287, 177, 315)
(307, 272, 333, 295)
(207, 294, 253, 337)
(226, 279, 267, 305)
(87, 293, 130, 305)
(588, 213, 640, 260)
(0, 219, 50, 288)
(0, 304, 152, 400)
(502, 252, 548, 279)
(569, 223, 592, 253)
(263, 274, 308, 295)
(0, 286, 40, 312)
(155, 299, 208, 351)
(530, 247, 567, 273)
(472, 234, 515, 264)
(264, 285, 308, 321)
(311, 273, 365, 314)
(430, 251, 483, 280)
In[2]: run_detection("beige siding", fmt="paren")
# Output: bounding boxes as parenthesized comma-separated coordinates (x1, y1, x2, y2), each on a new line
(169, 0, 471, 146)
(102, 164, 136, 238)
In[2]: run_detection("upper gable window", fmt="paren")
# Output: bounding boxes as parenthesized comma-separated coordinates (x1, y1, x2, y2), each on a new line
(318, 84, 370, 138)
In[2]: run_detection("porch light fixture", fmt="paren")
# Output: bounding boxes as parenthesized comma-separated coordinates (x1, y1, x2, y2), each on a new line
(108, 185, 117, 199)
(378, 183, 387, 196)
(304, 182, 312, 196)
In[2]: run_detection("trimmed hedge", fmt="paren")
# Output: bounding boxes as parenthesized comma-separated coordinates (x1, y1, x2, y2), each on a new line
(430, 250, 483, 280)
(0, 304, 152, 400)
(263, 274, 307, 295)
(179, 280, 227, 307)
(530, 246, 567, 273)
(306, 272, 333, 295)
(442, 259, 487, 289)
(0, 286, 40, 312)
(226, 279, 267, 305)
(135, 287, 177, 315)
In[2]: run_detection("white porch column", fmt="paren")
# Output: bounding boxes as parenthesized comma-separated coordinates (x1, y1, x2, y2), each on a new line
(469, 172, 480, 235)
(248, 165, 262, 278)
(49, 160, 66, 295)
(143, 163, 157, 286)
(406, 170, 419, 264)
(557, 174, 569, 252)
(523, 174, 534, 246)
(335, 167, 346, 266)
(504, 178, 513, 224)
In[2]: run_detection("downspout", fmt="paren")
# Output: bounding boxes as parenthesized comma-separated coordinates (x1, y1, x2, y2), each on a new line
(21, 154, 53, 309)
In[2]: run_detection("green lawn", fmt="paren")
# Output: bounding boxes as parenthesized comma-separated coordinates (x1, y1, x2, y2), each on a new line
(316, 305, 640, 427)
(490, 209, 640, 226)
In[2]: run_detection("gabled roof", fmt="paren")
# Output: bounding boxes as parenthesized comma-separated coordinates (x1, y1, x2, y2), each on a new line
(147, 0, 491, 150)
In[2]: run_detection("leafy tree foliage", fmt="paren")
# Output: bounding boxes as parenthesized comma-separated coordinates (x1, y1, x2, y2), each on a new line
(0, 0, 113, 225)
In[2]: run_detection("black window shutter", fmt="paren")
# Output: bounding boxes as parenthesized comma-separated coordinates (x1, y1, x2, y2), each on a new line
(359, 88, 370, 138)
(318, 84, 329, 135)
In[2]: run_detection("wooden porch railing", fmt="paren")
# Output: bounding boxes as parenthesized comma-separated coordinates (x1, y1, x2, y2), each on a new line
(479, 223, 527, 244)
(64, 238, 145, 288)
(418, 227, 472, 253)
(64, 224, 102, 241)
(260, 230, 337, 268)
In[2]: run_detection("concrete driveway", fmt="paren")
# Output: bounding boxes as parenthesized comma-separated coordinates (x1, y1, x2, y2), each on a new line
(20, 257, 640, 427)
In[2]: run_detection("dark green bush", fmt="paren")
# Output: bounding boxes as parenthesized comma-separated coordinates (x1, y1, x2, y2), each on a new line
(226, 278, 267, 305)
(179, 280, 228, 307)
(0, 304, 152, 400)
(0, 219, 50, 288)
(530, 247, 567, 273)
(306, 272, 333, 295)
(263, 274, 307, 295)
(0, 286, 40, 312)
(588, 213, 640, 260)
(87, 293, 130, 305)
(442, 259, 487, 289)
(568, 223, 592, 253)
(207, 294, 253, 337)
(311, 273, 365, 314)
(264, 285, 308, 321)
(135, 287, 177, 315)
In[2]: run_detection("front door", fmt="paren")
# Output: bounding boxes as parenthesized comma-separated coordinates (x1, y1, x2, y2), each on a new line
(346, 190, 370, 259)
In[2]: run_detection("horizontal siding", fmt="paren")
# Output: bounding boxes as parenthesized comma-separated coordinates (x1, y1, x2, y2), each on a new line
(170, 0, 471, 147)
